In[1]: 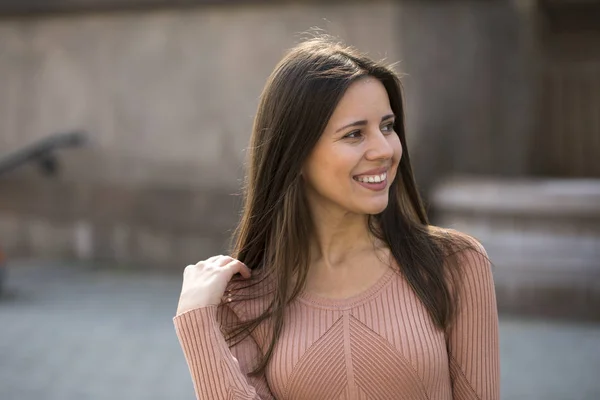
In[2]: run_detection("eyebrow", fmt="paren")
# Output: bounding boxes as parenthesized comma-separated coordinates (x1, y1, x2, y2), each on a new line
(335, 114, 396, 133)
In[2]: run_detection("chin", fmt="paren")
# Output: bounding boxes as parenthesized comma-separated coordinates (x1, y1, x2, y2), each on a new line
(359, 200, 389, 215)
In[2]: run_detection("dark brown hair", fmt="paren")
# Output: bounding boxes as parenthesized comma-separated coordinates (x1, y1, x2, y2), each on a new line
(223, 36, 476, 375)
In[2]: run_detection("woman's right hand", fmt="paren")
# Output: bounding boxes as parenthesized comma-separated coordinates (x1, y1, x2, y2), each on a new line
(176, 255, 252, 315)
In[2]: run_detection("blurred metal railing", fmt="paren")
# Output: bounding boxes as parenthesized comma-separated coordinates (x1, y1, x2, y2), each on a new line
(0, 131, 88, 177)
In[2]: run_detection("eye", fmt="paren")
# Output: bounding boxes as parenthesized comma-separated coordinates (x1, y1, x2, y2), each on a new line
(381, 122, 395, 134)
(343, 130, 362, 139)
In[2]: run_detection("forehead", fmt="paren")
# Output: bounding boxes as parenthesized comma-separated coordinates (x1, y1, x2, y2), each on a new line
(329, 78, 392, 121)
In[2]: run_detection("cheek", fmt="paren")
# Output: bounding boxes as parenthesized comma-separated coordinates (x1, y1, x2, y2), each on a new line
(314, 159, 353, 189)
(390, 137, 403, 174)
(307, 144, 355, 176)
(393, 136, 403, 160)
(304, 147, 358, 192)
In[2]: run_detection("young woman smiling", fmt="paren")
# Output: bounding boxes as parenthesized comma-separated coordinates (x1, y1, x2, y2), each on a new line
(174, 36, 500, 400)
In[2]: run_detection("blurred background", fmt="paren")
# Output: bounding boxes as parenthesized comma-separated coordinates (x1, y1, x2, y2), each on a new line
(0, 0, 599, 399)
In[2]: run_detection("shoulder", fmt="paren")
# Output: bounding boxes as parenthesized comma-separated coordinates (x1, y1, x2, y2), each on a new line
(428, 226, 489, 265)
(429, 226, 494, 295)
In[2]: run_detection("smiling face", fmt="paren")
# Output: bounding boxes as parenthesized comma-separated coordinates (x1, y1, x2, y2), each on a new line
(302, 77, 403, 218)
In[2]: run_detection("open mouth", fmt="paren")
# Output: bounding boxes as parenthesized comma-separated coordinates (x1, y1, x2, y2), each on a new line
(353, 171, 387, 184)
(352, 171, 388, 191)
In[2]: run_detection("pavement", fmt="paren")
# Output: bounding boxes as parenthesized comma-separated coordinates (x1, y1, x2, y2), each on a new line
(1, 261, 599, 400)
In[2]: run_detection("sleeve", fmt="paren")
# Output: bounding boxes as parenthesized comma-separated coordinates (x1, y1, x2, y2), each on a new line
(173, 305, 275, 400)
(446, 240, 500, 400)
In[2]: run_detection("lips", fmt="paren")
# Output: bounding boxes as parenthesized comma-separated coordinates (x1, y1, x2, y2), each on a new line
(352, 166, 391, 193)
(354, 176, 388, 192)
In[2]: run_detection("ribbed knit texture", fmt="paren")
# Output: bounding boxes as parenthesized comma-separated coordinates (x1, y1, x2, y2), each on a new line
(174, 245, 499, 400)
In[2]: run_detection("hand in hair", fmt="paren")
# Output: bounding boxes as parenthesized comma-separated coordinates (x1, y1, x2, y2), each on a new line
(176, 255, 252, 315)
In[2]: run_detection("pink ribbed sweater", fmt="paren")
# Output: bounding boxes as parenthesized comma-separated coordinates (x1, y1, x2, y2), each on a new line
(174, 246, 500, 399)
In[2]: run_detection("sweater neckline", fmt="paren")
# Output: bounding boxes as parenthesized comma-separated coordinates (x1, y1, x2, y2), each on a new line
(296, 267, 396, 309)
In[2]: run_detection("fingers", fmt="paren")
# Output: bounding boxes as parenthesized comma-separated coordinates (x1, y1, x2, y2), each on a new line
(224, 258, 252, 279)
(205, 255, 224, 264)
(204, 255, 234, 267)
(195, 255, 252, 279)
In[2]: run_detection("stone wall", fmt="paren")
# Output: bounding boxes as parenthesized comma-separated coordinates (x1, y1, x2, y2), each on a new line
(0, 2, 400, 189)
(0, 2, 403, 266)
(396, 0, 537, 194)
(0, 1, 546, 268)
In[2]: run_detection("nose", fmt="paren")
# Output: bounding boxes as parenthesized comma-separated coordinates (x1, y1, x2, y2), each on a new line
(364, 130, 394, 161)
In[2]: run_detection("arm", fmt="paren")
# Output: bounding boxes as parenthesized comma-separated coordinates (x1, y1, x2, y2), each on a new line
(174, 305, 275, 400)
(447, 240, 500, 400)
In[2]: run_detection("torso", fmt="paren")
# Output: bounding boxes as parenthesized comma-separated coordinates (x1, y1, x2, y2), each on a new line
(242, 266, 454, 400)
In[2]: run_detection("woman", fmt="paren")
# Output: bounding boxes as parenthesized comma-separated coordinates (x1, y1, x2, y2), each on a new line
(174, 37, 500, 400)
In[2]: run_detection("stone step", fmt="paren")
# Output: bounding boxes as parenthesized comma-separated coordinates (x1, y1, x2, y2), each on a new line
(431, 175, 600, 321)
(0, 177, 242, 268)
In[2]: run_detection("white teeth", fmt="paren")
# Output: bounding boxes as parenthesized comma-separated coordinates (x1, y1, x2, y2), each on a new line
(356, 172, 387, 183)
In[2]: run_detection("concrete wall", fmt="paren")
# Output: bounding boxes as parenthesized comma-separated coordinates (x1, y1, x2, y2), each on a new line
(0, 2, 404, 266)
(0, 2, 401, 190)
(0, 1, 546, 268)
(396, 0, 537, 194)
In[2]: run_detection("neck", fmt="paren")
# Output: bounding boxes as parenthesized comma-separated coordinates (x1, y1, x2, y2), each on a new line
(308, 209, 378, 271)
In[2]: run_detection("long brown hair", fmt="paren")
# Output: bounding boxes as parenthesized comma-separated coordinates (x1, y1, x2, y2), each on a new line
(223, 36, 476, 375)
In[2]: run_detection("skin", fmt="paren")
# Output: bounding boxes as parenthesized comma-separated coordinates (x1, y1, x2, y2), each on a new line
(301, 77, 403, 297)
(177, 77, 404, 313)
